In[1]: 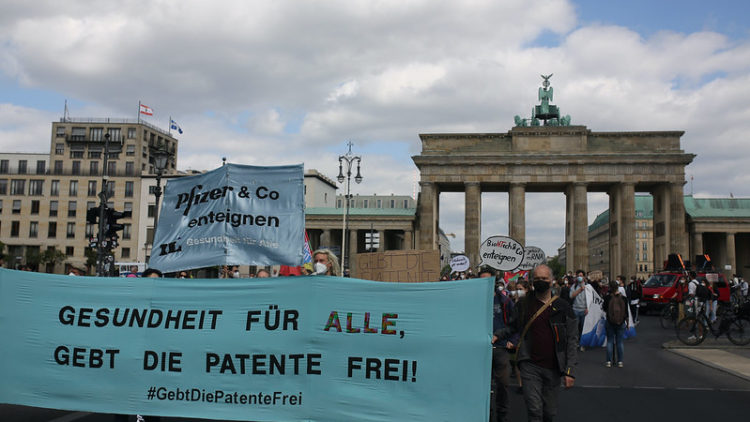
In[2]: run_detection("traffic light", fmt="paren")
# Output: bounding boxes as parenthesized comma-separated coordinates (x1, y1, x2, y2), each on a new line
(86, 205, 103, 225)
(104, 208, 132, 238)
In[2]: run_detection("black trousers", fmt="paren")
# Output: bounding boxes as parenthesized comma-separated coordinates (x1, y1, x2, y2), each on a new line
(489, 346, 510, 422)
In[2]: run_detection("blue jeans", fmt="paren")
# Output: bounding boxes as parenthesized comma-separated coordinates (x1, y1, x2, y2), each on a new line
(573, 309, 586, 344)
(605, 321, 625, 363)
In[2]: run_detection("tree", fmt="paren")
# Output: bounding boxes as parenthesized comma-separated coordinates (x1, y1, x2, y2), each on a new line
(547, 255, 565, 279)
(84, 247, 97, 274)
(25, 247, 42, 271)
(41, 248, 67, 273)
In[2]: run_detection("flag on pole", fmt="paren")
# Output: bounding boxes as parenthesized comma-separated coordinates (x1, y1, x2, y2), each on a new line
(139, 104, 154, 116)
(170, 119, 183, 134)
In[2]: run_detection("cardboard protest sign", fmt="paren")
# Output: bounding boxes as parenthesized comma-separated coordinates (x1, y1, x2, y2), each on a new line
(478, 235, 524, 271)
(517, 246, 546, 271)
(149, 163, 304, 273)
(0, 269, 491, 421)
(355, 250, 441, 282)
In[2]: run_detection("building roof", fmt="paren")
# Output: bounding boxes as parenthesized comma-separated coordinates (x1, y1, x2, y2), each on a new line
(685, 195, 750, 218)
(306, 207, 416, 217)
(588, 195, 654, 232)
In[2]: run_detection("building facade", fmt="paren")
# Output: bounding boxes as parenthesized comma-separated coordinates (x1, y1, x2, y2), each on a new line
(0, 118, 178, 273)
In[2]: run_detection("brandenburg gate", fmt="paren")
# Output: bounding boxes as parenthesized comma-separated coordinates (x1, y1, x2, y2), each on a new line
(412, 76, 695, 275)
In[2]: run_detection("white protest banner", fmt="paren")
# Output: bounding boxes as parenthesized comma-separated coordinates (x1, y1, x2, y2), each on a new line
(450, 255, 470, 272)
(518, 246, 546, 271)
(478, 235, 524, 271)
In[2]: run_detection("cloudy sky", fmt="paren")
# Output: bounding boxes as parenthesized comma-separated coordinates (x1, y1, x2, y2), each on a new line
(1, 0, 749, 259)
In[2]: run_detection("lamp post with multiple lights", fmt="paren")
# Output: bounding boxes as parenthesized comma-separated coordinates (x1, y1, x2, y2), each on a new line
(337, 142, 362, 275)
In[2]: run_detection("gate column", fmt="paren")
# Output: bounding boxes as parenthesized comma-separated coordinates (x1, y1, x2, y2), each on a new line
(465, 182, 482, 269)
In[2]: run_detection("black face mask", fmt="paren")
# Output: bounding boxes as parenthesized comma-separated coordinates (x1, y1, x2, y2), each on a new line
(533, 281, 551, 294)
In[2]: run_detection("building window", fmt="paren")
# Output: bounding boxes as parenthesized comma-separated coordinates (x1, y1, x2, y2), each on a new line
(148, 204, 155, 218)
(29, 221, 38, 238)
(363, 199, 368, 208)
(643, 242, 647, 251)
(29, 180, 44, 195)
(0, 199, 2, 213)
(66, 222, 75, 238)
(68, 201, 77, 217)
(107, 181, 115, 197)
(69, 180, 78, 196)
(108, 128, 122, 142)
(0, 179, 6, 194)
(121, 247, 131, 259)
(48, 222, 57, 238)
(65, 246, 74, 256)
(72, 161, 81, 175)
(90, 161, 99, 175)
(125, 181, 134, 197)
(55, 143, 64, 154)
(50, 180, 59, 196)
(31, 200, 40, 214)
(0, 160, 8, 173)
(126, 144, 136, 156)
(90, 127, 103, 141)
(390, 199, 395, 208)
(70, 151, 84, 159)
(125, 162, 134, 176)
(12, 200, 21, 214)
(643, 252, 647, 261)
(18, 160, 27, 174)
(404, 199, 409, 208)
(49, 201, 58, 216)
(123, 224, 132, 240)
(107, 161, 116, 176)
(56, 126, 66, 137)
(11, 221, 20, 237)
(85, 223, 95, 237)
(639, 264, 643, 272)
(635, 232, 639, 239)
(645, 264, 648, 272)
(88, 180, 97, 196)
(127, 128, 136, 139)
(36, 161, 46, 174)
(11, 180, 25, 195)
(124, 202, 133, 213)
(54, 161, 63, 174)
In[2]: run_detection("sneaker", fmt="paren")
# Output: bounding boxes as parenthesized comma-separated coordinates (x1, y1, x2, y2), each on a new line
(605, 361, 612, 368)
(580, 346, 585, 352)
(617, 362, 623, 368)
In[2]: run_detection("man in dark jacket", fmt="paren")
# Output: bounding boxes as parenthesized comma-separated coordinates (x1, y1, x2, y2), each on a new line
(496, 264, 578, 422)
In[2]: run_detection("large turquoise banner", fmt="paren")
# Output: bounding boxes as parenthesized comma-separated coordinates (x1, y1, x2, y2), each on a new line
(0, 269, 492, 421)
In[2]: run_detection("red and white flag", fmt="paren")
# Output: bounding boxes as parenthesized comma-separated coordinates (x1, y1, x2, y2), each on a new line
(139, 104, 154, 116)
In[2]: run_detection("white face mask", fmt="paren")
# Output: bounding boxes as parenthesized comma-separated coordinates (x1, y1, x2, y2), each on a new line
(497, 286, 504, 293)
(516, 290, 526, 298)
(314, 262, 328, 275)
(233, 271, 240, 278)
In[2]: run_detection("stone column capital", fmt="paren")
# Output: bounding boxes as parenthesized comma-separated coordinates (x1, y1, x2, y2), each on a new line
(464, 181, 481, 188)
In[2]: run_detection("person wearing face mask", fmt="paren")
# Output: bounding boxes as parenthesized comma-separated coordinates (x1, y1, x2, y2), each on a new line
(481, 268, 515, 422)
(311, 249, 341, 276)
(569, 270, 588, 352)
(495, 264, 578, 422)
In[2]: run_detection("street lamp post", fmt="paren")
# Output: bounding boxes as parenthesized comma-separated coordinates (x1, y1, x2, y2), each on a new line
(337, 142, 362, 276)
(151, 146, 170, 240)
(96, 132, 111, 276)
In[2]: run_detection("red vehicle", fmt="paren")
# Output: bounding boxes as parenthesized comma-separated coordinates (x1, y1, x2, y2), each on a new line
(640, 255, 730, 313)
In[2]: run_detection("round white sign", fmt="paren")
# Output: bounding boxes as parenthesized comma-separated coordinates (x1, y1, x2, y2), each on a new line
(449, 255, 470, 272)
(478, 235, 524, 271)
(518, 246, 546, 271)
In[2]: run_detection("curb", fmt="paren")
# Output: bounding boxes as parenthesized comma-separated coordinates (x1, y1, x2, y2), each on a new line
(664, 346, 750, 382)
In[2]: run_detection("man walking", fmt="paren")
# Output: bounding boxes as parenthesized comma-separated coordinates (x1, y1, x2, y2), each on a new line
(497, 264, 578, 421)
(569, 270, 588, 351)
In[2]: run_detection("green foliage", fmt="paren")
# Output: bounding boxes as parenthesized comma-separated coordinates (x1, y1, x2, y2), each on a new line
(41, 248, 67, 266)
(547, 255, 565, 279)
(25, 248, 42, 266)
(84, 247, 97, 270)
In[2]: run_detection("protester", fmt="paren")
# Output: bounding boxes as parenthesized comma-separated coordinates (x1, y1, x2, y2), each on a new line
(256, 269, 271, 278)
(141, 268, 163, 278)
(483, 267, 514, 422)
(569, 270, 588, 351)
(603, 280, 628, 368)
(625, 275, 642, 323)
(496, 264, 577, 422)
(311, 249, 341, 276)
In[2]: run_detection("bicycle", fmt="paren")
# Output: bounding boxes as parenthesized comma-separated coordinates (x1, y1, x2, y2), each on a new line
(675, 301, 750, 346)
(660, 298, 680, 329)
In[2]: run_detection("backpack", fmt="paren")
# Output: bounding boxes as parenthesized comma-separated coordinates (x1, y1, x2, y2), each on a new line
(696, 283, 711, 300)
(606, 294, 627, 325)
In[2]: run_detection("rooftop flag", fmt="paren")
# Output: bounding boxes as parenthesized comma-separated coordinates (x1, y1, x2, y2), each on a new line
(170, 119, 183, 134)
(139, 103, 154, 116)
